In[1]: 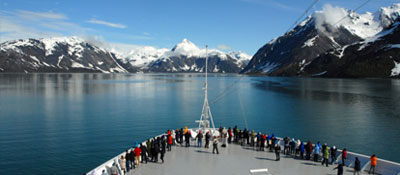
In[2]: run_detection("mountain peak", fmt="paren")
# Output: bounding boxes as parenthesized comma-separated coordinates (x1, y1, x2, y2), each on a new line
(379, 3, 400, 28)
(171, 38, 200, 54)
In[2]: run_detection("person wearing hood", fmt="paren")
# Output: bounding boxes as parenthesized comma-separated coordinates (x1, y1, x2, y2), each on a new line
(354, 157, 361, 175)
(110, 160, 119, 175)
(322, 146, 330, 167)
(313, 142, 321, 162)
(196, 130, 203, 147)
(330, 146, 337, 164)
(333, 161, 344, 175)
(184, 126, 188, 134)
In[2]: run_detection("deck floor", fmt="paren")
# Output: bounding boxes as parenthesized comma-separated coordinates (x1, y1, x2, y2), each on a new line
(126, 143, 354, 175)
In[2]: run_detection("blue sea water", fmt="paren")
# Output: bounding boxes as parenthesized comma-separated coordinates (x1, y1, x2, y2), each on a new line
(0, 73, 399, 175)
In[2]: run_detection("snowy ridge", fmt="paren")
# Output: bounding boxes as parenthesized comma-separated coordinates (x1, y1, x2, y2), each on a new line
(0, 36, 128, 73)
(116, 38, 252, 72)
(1, 37, 250, 73)
(379, 3, 400, 28)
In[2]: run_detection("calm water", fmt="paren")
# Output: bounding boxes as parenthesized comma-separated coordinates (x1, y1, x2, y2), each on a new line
(0, 73, 399, 175)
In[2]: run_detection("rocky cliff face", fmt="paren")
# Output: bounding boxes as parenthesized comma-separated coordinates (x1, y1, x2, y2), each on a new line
(0, 37, 127, 73)
(301, 20, 400, 78)
(242, 3, 400, 78)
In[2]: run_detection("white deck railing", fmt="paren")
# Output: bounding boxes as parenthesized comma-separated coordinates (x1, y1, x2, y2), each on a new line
(86, 129, 400, 175)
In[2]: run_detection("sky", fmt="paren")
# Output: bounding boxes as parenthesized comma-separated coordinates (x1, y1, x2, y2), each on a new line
(0, 0, 398, 55)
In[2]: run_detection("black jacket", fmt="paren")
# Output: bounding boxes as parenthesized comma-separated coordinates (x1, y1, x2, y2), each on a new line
(354, 159, 361, 171)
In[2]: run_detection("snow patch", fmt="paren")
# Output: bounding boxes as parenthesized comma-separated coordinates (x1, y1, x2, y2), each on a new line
(312, 71, 327, 77)
(71, 61, 85, 68)
(314, 4, 382, 39)
(336, 45, 349, 58)
(41, 36, 84, 56)
(379, 3, 400, 28)
(213, 65, 219, 72)
(391, 61, 400, 76)
(259, 62, 279, 73)
(302, 36, 318, 48)
(29, 56, 40, 63)
(389, 44, 400, 49)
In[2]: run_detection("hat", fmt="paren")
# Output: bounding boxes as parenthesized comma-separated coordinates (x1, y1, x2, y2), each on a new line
(338, 160, 342, 164)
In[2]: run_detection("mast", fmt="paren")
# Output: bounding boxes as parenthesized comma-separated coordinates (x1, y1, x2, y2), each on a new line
(197, 45, 216, 132)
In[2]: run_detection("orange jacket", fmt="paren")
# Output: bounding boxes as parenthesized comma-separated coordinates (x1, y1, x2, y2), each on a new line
(371, 156, 377, 166)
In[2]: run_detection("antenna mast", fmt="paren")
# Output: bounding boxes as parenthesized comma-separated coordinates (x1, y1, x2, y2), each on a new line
(197, 45, 216, 132)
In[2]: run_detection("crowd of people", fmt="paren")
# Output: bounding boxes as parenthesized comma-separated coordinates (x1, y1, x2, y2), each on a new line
(102, 126, 378, 175)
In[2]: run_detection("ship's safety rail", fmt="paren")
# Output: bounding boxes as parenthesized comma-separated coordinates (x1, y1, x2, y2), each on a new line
(87, 129, 400, 175)
(335, 150, 400, 175)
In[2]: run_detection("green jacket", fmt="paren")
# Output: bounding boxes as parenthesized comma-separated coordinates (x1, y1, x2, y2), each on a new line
(323, 147, 330, 159)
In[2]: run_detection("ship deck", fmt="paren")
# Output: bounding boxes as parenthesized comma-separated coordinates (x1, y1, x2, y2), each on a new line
(127, 143, 355, 175)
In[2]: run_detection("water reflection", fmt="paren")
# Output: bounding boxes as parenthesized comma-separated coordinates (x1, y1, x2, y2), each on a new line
(0, 73, 399, 175)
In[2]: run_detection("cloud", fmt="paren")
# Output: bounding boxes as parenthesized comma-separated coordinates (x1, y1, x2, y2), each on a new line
(313, 4, 349, 34)
(87, 19, 127, 29)
(0, 9, 94, 43)
(218, 44, 232, 50)
(16, 10, 67, 20)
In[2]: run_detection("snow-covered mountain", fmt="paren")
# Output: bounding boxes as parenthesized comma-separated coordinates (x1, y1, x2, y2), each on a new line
(242, 3, 400, 77)
(301, 17, 400, 78)
(0, 37, 127, 73)
(0, 37, 251, 73)
(117, 39, 252, 73)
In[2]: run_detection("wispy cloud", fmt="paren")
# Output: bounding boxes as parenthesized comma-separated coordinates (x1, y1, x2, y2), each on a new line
(0, 9, 91, 42)
(241, 0, 300, 11)
(87, 19, 127, 29)
(218, 44, 232, 50)
(16, 10, 67, 20)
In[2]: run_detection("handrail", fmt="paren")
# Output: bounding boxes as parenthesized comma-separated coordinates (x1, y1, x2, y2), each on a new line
(86, 129, 400, 175)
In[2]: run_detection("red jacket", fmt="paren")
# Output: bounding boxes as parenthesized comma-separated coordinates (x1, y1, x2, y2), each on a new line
(168, 135, 173, 144)
(134, 147, 141, 157)
(342, 150, 347, 158)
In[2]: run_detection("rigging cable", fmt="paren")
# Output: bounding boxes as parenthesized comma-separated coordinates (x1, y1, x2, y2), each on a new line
(238, 88, 249, 130)
(210, 76, 244, 105)
(332, 0, 372, 27)
(285, 0, 320, 34)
